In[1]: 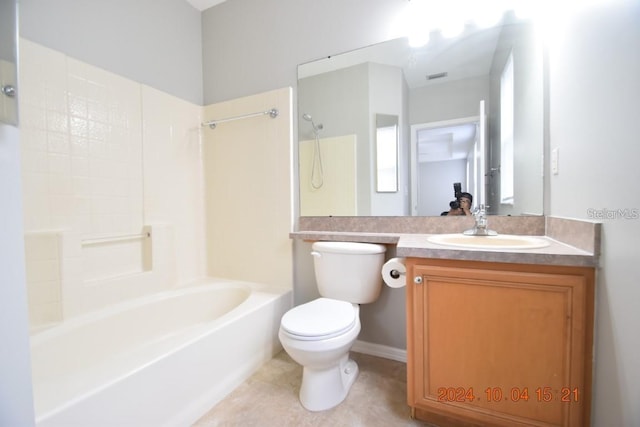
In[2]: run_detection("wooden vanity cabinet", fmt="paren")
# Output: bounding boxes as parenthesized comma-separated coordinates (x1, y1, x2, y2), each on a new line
(406, 258, 595, 427)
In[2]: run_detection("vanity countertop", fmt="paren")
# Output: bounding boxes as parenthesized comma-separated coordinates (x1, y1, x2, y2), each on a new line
(290, 231, 598, 267)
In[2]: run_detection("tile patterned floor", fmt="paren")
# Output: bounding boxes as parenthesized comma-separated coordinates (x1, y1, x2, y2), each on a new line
(194, 351, 433, 427)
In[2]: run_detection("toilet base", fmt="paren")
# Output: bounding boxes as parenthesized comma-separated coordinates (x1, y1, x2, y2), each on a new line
(299, 355, 359, 411)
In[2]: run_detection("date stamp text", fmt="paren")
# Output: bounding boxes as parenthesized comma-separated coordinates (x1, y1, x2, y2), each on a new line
(436, 387, 580, 403)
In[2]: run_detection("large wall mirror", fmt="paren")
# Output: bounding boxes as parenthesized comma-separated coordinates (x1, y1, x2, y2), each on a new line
(297, 13, 544, 217)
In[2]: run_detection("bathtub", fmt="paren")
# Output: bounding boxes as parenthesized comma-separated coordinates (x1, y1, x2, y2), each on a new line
(30, 279, 292, 427)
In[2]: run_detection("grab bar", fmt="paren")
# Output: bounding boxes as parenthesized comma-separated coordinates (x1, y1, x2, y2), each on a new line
(81, 231, 151, 246)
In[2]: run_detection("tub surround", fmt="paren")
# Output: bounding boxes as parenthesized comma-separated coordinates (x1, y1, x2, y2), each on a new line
(19, 40, 294, 330)
(19, 39, 295, 427)
(292, 216, 600, 267)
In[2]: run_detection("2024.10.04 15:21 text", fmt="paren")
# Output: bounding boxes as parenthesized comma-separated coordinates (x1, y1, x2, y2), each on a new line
(437, 387, 580, 403)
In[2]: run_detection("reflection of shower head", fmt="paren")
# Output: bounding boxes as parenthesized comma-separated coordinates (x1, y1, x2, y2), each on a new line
(302, 113, 323, 132)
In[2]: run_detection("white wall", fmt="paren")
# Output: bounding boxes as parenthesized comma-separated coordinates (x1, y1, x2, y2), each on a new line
(19, 0, 203, 105)
(201, 0, 404, 104)
(548, 2, 640, 425)
(1, 3, 35, 423)
(0, 123, 36, 426)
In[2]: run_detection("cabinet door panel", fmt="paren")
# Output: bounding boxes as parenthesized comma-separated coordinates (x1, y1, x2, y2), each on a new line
(407, 261, 592, 427)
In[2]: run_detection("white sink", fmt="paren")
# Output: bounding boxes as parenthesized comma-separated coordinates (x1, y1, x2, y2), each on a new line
(427, 234, 550, 250)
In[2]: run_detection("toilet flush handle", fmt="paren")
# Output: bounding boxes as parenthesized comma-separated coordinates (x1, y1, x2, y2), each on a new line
(310, 251, 321, 258)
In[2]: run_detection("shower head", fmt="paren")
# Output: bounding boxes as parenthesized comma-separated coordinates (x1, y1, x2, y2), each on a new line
(302, 113, 323, 132)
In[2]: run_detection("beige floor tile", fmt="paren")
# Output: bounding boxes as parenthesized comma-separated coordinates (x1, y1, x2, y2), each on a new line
(194, 351, 434, 427)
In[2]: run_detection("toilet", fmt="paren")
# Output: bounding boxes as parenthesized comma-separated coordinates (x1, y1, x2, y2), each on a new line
(278, 241, 386, 411)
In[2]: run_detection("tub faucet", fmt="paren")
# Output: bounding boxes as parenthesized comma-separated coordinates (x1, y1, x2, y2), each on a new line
(464, 204, 497, 236)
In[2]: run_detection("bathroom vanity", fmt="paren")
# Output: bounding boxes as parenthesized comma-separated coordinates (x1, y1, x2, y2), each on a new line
(291, 215, 600, 427)
(397, 228, 598, 427)
(405, 257, 594, 427)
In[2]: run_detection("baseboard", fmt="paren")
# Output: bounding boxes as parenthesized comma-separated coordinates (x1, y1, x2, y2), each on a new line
(352, 340, 407, 363)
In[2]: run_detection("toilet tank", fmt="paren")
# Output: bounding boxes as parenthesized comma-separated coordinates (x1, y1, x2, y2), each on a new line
(311, 241, 386, 304)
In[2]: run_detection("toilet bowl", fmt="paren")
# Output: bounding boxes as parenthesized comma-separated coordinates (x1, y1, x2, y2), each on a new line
(278, 242, 386, 411)
(279, 298, 361, 411)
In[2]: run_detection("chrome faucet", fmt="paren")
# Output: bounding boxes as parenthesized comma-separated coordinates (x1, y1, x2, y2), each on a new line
(464, 204, 497, 236)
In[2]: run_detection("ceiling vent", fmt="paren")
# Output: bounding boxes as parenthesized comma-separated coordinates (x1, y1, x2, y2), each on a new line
(427, 72, 448, 80)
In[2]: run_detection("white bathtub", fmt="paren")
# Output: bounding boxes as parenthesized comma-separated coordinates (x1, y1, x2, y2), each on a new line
(30, 279, 292, 427)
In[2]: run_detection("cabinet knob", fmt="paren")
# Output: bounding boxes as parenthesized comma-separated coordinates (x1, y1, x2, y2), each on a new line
(414, 276, 423, 284)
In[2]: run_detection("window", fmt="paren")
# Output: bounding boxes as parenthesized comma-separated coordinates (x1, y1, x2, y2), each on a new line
(500, 52, 514, 205)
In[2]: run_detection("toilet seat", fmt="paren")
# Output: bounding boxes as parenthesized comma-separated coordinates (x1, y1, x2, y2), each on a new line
(280, 298, 357, 341)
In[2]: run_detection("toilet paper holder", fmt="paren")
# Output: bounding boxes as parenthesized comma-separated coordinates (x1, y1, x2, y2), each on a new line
(388, 269, 405, 279)
(382, 257, 407, 288)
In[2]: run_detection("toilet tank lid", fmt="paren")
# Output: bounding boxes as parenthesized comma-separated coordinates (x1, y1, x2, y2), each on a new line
(312, 241, 386, 255)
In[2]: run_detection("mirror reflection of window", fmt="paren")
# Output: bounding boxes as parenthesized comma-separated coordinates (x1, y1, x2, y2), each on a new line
(500, 51, 514, 205)
(376, 114, 399, 193)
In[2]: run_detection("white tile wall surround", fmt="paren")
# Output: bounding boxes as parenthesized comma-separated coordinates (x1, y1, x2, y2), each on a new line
(141, 86, 205, 285)
(23, 231, 63, 329)
(20, 40, 292, 325)
(81, 235, 150, 282)
(60, 224, 176, 318)
(19, 40, 205, 323)
(19, 40, 144, 237)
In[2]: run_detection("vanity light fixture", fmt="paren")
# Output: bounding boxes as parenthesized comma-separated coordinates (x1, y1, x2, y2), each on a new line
(397, 0, 536, 48)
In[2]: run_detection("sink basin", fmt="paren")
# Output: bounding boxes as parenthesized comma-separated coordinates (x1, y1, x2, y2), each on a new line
(427, 234, 550, 249)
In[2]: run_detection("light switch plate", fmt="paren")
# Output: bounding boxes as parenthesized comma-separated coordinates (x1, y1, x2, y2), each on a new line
(551, 148, 559, 175)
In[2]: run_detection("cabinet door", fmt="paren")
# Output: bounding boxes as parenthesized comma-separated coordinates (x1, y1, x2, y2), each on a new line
(407, 260, 594, 427)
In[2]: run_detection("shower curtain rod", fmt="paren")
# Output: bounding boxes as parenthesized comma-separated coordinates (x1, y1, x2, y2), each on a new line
(202, 107, 279, 130)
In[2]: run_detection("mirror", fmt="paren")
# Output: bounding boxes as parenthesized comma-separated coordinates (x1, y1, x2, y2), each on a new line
(298, 13, 544, 216)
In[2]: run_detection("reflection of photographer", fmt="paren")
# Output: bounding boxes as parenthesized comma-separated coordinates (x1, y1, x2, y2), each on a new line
(442, 182, 473, 216)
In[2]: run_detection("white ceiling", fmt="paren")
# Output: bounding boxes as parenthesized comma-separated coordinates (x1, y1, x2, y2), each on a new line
(185, 0, 227, 11)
